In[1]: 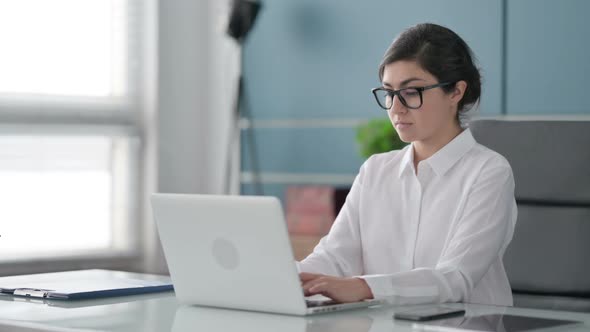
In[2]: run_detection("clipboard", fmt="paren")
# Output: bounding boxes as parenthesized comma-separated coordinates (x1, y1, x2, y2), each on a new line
(0, 269, 173, 300)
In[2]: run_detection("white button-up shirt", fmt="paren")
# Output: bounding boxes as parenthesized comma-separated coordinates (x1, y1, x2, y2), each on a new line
(298, 128, 517, 306)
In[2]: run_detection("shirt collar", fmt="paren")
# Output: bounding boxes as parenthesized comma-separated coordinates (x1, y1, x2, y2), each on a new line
(398, 128, 477, 178)
(397, 144, 415, 178)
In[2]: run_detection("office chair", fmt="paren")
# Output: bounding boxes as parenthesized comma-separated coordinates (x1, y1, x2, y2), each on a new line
(470, 118, 590, 312)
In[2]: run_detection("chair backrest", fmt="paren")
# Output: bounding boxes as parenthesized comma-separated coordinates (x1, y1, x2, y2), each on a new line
(470, 119, 590, 298)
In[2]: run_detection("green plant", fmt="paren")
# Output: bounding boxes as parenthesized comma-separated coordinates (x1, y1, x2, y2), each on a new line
(356, 118, 407, 159)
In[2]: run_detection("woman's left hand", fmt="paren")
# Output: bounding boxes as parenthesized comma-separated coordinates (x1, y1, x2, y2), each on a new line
(299, 272, 374, 303)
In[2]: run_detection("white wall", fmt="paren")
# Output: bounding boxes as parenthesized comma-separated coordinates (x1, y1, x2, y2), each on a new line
(144, 0, 239, 274)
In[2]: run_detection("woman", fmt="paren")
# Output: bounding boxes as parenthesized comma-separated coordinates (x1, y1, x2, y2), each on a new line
(297, 23, 517, 306)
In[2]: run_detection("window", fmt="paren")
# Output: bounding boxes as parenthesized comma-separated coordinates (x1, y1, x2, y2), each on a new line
(0, 0, 145, 262)
(0, 0, 127, 98)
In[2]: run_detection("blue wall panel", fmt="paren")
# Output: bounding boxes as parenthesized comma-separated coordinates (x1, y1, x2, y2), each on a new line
(507, 0, 590, 114)
(241, 127, 365, 174)
(240, 0, 504, 190)
(239, 1, 590, 196)
(241, 183, 286, 201)
(243, 0, 504, 119)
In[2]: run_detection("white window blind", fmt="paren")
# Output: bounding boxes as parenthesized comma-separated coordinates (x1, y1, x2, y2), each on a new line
(0, 0, 127, 98)
(0, 0, 145, 262)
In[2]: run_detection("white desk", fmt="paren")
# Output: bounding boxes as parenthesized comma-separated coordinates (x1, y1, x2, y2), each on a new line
(0, 292, 589, 332)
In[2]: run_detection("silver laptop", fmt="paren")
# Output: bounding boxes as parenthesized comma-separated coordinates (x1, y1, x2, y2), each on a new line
(151, 193, 381, 315)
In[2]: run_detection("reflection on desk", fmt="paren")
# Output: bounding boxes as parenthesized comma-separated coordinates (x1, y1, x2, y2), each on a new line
(0, 293, 588, 332)
(413, 313, 583, 332)
(0, 292, 179, 332)
(172, 305, 374, 332)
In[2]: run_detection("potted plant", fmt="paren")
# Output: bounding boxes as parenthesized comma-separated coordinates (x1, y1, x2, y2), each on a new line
(356, 118, 407, 159)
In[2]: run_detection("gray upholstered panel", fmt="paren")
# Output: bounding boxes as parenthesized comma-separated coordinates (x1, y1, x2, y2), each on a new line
(504, 204, 590, 295)
(470, 120, 590, 204)
(470, 119, 590, 312)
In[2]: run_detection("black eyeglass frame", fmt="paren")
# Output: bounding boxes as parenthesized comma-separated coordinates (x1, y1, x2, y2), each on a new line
(371, 81, 455, 110)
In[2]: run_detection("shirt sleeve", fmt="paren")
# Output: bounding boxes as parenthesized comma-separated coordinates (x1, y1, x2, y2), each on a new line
(360, 163, 517, 305)
(296, 157, 371, 277)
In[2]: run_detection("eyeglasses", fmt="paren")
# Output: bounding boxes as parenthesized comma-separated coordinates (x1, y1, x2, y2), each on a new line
(371, 82, 454, 110)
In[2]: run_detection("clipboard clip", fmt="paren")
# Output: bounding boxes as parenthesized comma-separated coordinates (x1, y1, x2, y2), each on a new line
(13, 288, 53, 298)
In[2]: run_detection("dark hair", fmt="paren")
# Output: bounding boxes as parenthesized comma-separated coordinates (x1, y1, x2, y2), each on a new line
(379, 23, 481, 118)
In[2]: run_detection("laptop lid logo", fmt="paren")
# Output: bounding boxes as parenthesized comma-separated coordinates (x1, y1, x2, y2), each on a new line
(212, 238, 240, 270)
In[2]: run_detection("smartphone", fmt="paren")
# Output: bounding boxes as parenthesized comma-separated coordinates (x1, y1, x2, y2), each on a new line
(393, 306, 465, 321)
